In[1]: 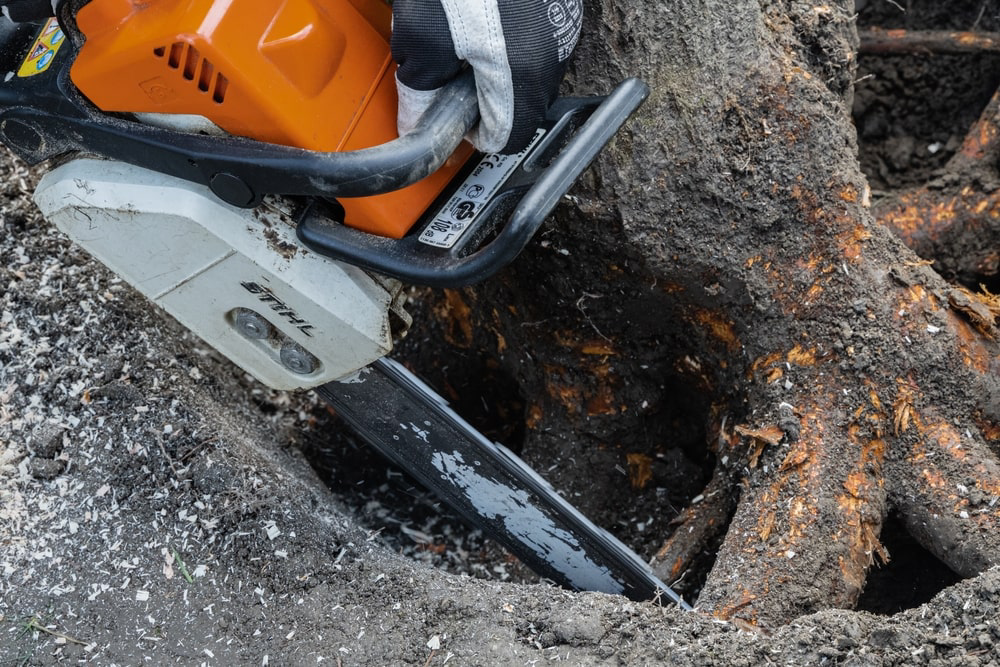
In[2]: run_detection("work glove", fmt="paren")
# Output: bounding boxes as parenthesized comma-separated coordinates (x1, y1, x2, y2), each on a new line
(391, 0, 583, 154)
(1, 0, 55, 22)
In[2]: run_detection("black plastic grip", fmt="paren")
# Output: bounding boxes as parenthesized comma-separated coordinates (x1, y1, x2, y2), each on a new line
(296, 78, 650, 287)
(0, 60, 480, 207)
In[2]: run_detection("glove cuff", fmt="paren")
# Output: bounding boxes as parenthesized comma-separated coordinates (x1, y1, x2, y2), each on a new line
(395, 77, 441, 138)
(439, 0, 513, 153)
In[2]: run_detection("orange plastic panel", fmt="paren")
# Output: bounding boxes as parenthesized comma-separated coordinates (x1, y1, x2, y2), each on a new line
(70, 0, 473, 238)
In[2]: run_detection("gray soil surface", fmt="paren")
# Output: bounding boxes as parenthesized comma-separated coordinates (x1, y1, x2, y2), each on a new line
(4, 0, 1000, 664)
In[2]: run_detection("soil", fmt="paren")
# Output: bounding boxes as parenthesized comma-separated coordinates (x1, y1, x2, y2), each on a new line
(854, 1, 1000, 192)
(4, 170, 1000, 662)
(3, 0, 1000, 664)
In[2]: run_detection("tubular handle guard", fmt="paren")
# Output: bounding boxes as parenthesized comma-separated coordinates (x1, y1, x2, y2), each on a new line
(297, 78, 650, 287)
(1, 67, 479, 207)
(0, 9, 648, 286)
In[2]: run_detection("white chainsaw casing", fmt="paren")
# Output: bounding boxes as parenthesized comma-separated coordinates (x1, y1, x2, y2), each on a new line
(33, 158, 406, 390)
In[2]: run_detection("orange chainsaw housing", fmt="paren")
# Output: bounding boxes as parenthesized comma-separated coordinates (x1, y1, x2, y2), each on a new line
(69, 0, 473, 238)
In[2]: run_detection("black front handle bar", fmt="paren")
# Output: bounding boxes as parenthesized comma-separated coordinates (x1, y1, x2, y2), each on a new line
(0, 62, 480, 207)
(296, 78, 651, 287)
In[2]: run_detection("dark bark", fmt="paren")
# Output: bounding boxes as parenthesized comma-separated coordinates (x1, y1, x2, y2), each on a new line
(400, 0, 1000, 627)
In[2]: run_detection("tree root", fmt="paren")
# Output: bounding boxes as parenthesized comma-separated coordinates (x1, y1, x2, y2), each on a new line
(695, 381, 890, 625)
(691, 255, 1000, 627)
(859, 29, 1000, 55)
(650, 464, 735, 594)
(405, 0, 1000, 628)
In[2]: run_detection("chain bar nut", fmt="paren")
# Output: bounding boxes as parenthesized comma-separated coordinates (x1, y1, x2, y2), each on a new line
(280, 341, 320, 375)
(234, 308, 273, 340)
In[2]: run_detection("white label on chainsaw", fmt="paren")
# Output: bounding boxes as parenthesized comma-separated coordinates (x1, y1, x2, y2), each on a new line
(419, 129, 546, 249)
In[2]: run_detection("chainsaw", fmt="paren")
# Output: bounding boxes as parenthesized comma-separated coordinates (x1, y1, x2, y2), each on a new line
(1, 0, 687, 606)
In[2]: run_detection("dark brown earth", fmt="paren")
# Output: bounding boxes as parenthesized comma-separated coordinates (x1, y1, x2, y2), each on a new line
(3, 0, 1000, 664)
(855, 1, 1000, 192)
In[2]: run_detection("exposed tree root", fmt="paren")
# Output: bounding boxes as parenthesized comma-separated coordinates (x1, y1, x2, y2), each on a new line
(696, 386, 889, 625)
(859, 29, 1000, 55)
(650, 464, 735, 594)
(878, 187, 1000, 285)
(692, 256, 1000, 626)
(892, 403, 1000, 577)
(403, 0, 1000, 628)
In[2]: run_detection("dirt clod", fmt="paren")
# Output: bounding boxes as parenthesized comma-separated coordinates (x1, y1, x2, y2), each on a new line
(28, 456, 64, 480)
(29, 420, 62, 458)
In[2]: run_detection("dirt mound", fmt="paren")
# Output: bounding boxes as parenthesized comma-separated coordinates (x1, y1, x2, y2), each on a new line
(1, 150, 998, 663)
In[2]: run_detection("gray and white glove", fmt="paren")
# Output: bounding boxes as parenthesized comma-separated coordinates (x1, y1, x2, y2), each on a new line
(1, 0, 56, 22)
(391, 0, 583, 155)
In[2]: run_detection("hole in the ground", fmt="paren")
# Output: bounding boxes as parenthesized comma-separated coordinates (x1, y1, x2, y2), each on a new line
(606, 371, 715, 554)
(854, 1, 1000, 192)
(856, 513, 962, 614)
(398, 352, 527, 454)
(295, 188, 714, 603)
(296, 353, 715, 603)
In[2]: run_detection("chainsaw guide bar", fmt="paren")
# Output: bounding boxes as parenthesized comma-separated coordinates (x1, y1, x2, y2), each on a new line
(319, 359, 690, 607)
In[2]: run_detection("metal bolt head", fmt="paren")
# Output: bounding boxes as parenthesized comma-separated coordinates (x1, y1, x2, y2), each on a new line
(235, 309, 271, 340)
(280, 342, 317, 375)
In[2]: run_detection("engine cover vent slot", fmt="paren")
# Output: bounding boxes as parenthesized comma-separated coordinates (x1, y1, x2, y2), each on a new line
(152, 42, 228, 103)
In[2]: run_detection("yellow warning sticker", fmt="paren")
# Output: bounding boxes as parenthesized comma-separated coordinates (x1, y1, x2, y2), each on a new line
(18, 17, 65, 78)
